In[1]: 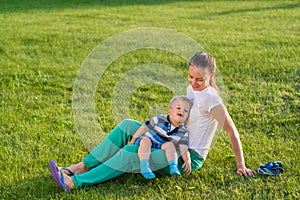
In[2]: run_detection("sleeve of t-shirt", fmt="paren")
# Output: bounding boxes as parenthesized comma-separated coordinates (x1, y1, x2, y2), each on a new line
(208, 94, 223, 113)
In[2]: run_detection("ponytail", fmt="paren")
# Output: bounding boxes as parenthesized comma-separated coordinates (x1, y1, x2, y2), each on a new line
(209, 76, 220, 97)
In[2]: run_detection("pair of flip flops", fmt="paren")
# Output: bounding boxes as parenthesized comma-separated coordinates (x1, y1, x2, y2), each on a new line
(49, 160, 74, 192)
(258, 161, 284, 175)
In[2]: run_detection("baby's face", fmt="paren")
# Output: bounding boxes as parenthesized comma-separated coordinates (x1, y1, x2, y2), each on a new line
(168, 100, 191, 126)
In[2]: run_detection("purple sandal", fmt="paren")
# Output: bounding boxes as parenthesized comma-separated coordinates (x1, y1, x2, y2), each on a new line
(49, 160, 70, 192)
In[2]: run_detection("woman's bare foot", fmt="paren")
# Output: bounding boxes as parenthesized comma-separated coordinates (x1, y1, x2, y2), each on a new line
(58, 170, 74, 190)
(61, 162, 88, 175)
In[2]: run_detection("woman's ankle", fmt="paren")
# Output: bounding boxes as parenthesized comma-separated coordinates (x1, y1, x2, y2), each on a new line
(76, 162, 88, 174)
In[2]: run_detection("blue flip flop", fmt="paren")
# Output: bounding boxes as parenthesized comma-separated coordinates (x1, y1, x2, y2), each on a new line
(258, 161, 284, 175)
(49, 160, 71, 192)
(61, 168, 75, 176)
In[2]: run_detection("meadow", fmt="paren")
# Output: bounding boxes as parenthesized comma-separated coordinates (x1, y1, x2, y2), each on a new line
(0, 0, 299, 199)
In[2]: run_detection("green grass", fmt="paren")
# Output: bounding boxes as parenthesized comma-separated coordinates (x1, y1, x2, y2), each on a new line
(0, 0, 299, 199)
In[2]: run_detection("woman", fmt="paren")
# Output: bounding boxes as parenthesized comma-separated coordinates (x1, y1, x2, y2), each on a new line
(49, 52, 255, 192)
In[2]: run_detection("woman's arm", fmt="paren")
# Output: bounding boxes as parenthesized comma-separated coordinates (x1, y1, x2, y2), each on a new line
(211, 104, 255, 176)
(129, 125, 147, 144)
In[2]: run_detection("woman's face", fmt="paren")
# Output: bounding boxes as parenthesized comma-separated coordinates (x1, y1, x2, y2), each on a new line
(188, 65, 210, 91)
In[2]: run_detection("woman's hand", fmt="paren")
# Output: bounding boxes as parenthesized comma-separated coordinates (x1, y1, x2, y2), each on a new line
(182, 160, 191, 174)
(237, 167, 256, 176)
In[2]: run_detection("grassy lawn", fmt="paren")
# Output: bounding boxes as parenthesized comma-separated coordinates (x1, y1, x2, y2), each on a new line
(0, 0, 299, 199)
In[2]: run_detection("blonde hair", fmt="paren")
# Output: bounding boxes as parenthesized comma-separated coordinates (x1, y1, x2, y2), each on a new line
(189, 52, 220, 96)
(168, 96, 193, 110)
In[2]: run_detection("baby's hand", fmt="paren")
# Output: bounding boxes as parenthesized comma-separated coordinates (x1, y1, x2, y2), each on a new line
(129, 136, 137, 144)
(182, 160, 191, 174)
(129, 139, 134, 144)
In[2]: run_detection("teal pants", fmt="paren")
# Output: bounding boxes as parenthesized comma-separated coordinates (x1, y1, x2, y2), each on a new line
(72, 119, 204, 187)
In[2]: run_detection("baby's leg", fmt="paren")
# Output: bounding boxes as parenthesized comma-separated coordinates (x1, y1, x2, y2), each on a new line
(161, 142, 180, 175)
(138, 138, 152, 160)
(139, 138, 155, 179)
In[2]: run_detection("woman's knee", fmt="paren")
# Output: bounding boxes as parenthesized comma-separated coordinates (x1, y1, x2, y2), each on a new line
(118, 119, 142, 135)
(118, 145, 140, 162)
(122, 144, 139, 153)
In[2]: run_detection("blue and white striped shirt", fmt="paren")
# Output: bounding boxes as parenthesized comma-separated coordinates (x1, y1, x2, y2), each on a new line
(135, 115, 189, 149)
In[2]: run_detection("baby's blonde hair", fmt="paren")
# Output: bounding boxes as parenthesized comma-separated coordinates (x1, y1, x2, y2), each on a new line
(168, 96, 193, 111)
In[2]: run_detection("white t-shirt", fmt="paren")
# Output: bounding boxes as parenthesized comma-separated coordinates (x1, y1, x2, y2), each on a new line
(186, 85, 223, 160)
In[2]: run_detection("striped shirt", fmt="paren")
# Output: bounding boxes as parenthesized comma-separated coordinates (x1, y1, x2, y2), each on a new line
(135, 115, 189, 149)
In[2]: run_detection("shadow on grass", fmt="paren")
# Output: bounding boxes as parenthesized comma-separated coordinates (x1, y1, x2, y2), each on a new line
(212, 2, 300, 16)
(0, 0, 200, 13)
(0, 173, 163, 199)
(2, 0, 298, 13)
(1, 167, 292, 199)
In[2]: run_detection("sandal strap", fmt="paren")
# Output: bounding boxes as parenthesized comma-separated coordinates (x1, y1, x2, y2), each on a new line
(61, 168, 75, 176)
(60, 169, 65, 183)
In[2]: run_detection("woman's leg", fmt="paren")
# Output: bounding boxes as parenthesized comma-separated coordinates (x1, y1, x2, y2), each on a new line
(72, 144, 169, 187)
(55, 148, 204, 190)
(61, 162, 88, 175)
(73, 144, 140, 187)
(61, 119, 141, 176)
(82, 119, 142, 170)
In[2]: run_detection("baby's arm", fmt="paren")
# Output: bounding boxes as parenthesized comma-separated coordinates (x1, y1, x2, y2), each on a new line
(129, 125, 147, 144)
(179, 145, 191, 174)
